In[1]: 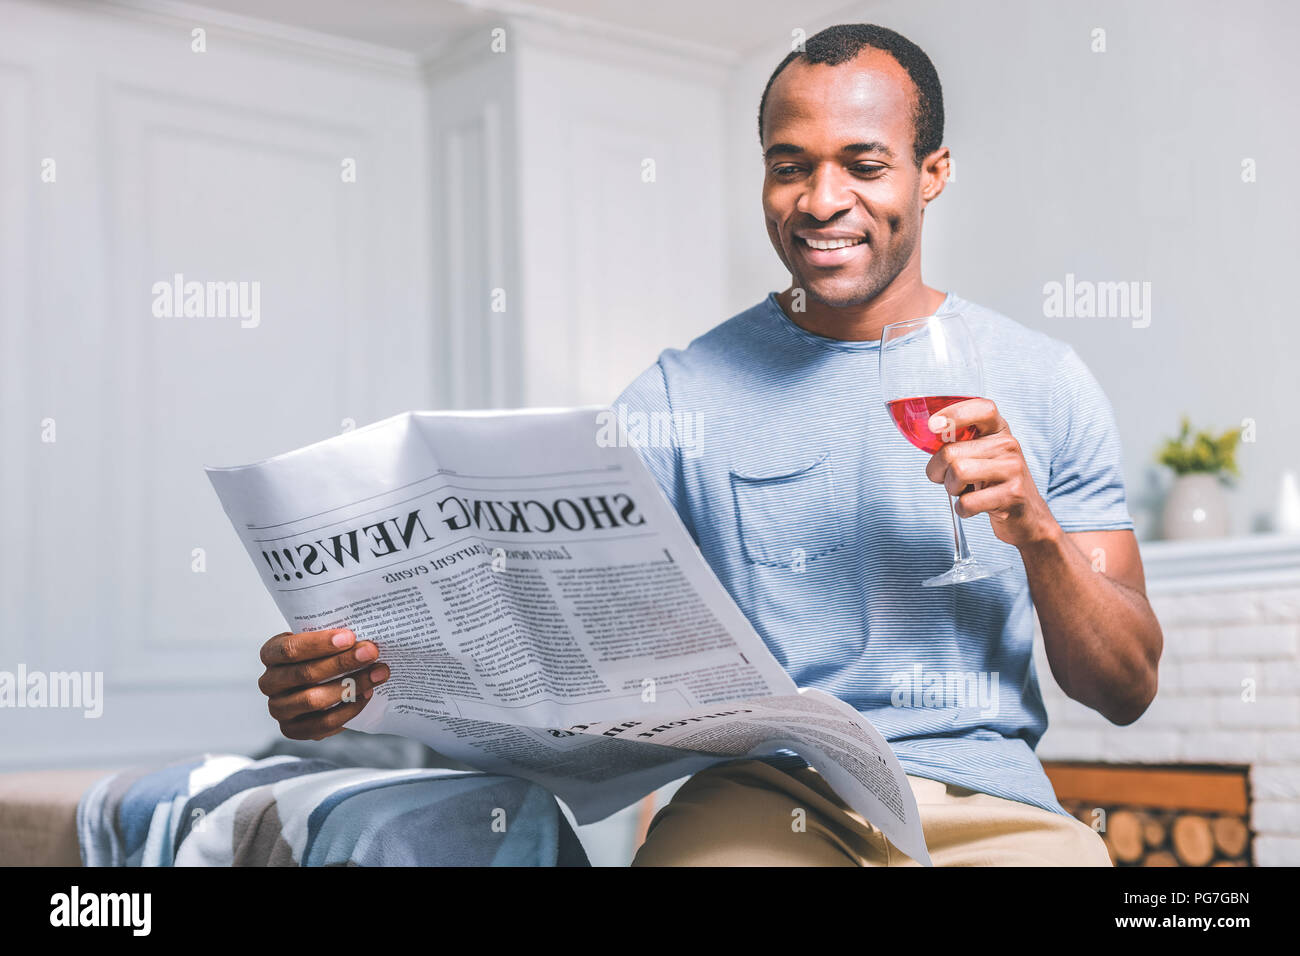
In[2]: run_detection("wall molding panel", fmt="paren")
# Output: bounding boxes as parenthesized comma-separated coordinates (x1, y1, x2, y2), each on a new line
(0, 0, 432, 768)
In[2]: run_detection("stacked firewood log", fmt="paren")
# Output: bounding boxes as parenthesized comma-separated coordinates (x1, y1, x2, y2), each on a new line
(1060, 801, 1252, 866)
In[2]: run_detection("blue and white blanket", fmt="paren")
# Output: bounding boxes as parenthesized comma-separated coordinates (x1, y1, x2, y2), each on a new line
(76, 754, 589, 866)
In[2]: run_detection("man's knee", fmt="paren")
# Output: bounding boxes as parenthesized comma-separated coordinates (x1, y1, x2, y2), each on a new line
(631, 761, 866, 867)
(1071, 821, 1115, 867)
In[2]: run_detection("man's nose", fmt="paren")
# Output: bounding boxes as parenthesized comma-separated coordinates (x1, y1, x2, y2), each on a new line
(796, 165, 854, 221)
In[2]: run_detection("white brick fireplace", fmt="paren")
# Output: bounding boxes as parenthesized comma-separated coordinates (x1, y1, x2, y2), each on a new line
(1034, 534, 1300, 866)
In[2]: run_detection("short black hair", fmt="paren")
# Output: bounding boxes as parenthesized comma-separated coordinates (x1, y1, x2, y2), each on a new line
(757, 23, 944, 167)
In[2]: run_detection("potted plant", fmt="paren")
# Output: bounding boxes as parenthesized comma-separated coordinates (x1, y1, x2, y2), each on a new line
(1157, 417, 1241, 539)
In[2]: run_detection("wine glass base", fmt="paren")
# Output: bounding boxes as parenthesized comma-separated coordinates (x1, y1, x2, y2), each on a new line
(922, 558, 1014, 588)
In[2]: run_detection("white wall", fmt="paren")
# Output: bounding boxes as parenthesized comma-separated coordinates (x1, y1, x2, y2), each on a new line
(0, 0, 433, 768)
(724, 0, 1300, 539)
(514, 20, 729, 408)
(422, 17, 730, 411)
(424, 28, 521, 409)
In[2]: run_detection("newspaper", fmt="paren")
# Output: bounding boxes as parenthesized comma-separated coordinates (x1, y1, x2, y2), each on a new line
(206, 408, 932, 865)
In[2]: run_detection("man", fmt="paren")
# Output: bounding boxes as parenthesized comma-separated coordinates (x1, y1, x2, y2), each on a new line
(255, 23, 1162, 866)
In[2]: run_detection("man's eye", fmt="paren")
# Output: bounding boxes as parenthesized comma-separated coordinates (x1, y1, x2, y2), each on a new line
(771, 166, 803, 177)
(853, 165, 885, 175)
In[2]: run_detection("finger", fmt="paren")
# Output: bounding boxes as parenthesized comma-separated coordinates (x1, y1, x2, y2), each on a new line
(258, 641, 381, 697)
(267, 665, 386, 723)
(924, 433, 1017, 484)
(927, 398, 1005, 440)
(940, 456, 1021, 497)
(953, 483, 1016, 519)
(278, 697, 373, 742)
(268, 664, 390, 723)
(260, 627, 359, 667)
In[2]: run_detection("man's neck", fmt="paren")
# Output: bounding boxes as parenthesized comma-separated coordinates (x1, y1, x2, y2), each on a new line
(776, 275, 948, 342)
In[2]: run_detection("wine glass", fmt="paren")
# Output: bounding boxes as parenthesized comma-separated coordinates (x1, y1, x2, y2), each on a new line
(879, 312, 1013, 587)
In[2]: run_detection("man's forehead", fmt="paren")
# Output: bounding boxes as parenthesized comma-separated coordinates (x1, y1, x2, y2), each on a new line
(763, 51, 915, 146)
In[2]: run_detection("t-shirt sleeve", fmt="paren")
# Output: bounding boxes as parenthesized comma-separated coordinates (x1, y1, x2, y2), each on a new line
(1045, 346, 1136, 532)
(613, 359, 699, 541)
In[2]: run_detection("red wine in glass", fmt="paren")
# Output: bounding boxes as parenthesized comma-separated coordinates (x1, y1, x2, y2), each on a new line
(886, 396, 978, 454)
(879, 314, 1013, 587)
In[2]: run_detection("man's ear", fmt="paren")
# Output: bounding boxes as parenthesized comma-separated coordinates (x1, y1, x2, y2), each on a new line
(920, 146, 951, 207)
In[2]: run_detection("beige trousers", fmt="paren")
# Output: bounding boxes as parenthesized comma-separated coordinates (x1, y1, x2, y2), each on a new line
(632, 759, 1112, 867)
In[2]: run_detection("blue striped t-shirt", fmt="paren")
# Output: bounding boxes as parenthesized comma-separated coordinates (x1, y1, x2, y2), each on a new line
(615, 291, 1134, 817)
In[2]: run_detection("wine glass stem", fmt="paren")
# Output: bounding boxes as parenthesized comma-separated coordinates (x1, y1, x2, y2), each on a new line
(948, 492, 973, 564)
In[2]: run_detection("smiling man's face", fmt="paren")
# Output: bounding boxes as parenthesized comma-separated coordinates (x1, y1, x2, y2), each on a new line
(761, 48, 935, 310)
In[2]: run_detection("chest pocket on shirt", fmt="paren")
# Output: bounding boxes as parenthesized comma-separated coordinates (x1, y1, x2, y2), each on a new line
(729, 452, 845, 568)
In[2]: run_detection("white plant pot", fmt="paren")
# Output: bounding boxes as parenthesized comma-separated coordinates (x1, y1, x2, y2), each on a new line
(1162, 473, 1230, 540)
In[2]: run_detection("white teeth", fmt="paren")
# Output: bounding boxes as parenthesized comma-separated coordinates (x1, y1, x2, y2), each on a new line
(803, 237, 864, 250)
